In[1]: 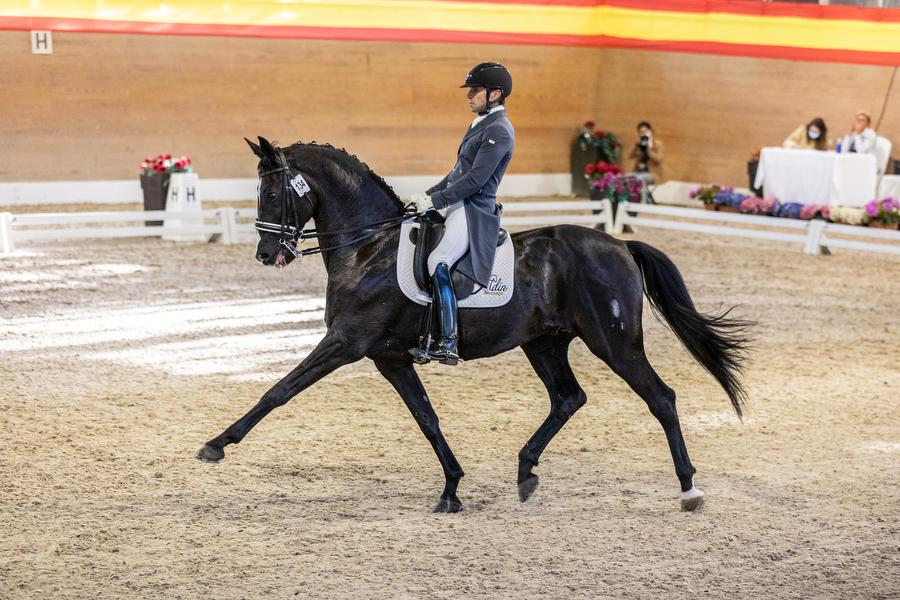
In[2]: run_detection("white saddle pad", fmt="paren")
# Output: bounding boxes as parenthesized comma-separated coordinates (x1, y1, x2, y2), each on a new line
(396, 219, 515, 308)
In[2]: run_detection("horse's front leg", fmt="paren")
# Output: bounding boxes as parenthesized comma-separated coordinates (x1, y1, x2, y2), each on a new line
(197, 332, 361, 462)
(374, 358, 465, 513)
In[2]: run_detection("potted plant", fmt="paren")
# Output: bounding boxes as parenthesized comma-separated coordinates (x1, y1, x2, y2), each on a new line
(588, 168, 643, 230)
(799, 204, 830, 221)
(690, 184, 722, 210)
(864, 197, 900, 229)
(140, 154, 193, 225)
(738, 197, 780, 216)
(585, 159, 622, 199)
(571, 121, 621, 197)
(829, 205, 868, 226)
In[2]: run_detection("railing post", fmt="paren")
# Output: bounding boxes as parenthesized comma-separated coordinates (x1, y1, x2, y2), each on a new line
(804, 218, 827, 255)
(612, 201, 629, 234)
(218, 208, 236, 245)
(0, 212, 14, 253)
(598, 199, 612, 230)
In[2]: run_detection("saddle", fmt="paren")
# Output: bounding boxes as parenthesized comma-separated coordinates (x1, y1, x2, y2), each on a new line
(410, 209, 509, 300)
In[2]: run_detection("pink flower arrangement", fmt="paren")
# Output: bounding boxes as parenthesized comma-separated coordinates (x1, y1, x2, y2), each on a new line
(739, 197, 779, 215)
(864, 197, 900, 224)
(799, 204, 830, 220)
(140, 154, 193, 175)
(591, 172, 643, 204)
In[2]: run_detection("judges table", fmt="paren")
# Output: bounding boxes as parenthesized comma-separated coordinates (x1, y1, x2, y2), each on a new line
(754, 147, 876, 206)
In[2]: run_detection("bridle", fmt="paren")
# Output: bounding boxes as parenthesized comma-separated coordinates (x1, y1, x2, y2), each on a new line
(254, 155, 416, 259)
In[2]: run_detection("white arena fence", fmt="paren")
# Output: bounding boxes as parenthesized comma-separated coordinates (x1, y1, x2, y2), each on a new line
(611, 201, 900, 256)
(2, 200, 897, 255)
(0, 200, 614, 253)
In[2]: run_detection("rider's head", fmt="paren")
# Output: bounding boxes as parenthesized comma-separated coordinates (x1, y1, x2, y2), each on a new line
(461, 62, 512, 116)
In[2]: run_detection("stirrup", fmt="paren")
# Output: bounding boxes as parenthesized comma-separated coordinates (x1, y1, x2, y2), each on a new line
(408, 346, 433, 365)
(407, 339, 460, 366)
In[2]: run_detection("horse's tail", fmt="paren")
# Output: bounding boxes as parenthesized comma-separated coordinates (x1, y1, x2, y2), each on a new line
(625, 240, 752, 417)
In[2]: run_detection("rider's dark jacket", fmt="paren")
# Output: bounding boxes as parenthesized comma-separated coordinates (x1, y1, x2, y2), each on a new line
(428, 108, 515, 287)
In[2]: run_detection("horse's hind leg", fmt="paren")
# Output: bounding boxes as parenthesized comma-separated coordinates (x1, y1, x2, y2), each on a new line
(582, 325, 704, 511)
(517, 334, 586, 502)
(374, 358, 465, 513)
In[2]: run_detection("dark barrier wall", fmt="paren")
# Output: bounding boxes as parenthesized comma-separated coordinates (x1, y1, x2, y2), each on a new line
(0, 30, 896, 186)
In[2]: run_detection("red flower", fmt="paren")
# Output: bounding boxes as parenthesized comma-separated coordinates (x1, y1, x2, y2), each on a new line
(594, 130, 605, 138)
(584, 163, 596, 175)
(583, 120, 595, 129)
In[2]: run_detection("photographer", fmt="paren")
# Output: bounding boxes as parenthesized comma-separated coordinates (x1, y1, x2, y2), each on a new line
(628, 121, 664, 202)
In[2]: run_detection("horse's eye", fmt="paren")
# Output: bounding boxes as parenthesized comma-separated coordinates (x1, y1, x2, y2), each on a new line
(266, 192, 277, 199)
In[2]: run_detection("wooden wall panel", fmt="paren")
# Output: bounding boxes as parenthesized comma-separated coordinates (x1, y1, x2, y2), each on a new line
(0, 30, 897, 187)
(0, 31, 602, 181)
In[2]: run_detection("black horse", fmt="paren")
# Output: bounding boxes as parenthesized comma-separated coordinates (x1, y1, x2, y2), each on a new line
(197, 136, 751, 513)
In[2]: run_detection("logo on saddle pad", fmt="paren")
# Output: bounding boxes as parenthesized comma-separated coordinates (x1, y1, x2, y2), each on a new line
(396, 220, 515, 309)
(484, 275, 508, 296)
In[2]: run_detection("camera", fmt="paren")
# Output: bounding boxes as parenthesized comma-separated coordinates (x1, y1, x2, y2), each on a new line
(639, 134, 650, 147)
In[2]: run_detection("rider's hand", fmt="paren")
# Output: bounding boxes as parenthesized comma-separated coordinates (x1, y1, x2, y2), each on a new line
(410, 193, 434, 213)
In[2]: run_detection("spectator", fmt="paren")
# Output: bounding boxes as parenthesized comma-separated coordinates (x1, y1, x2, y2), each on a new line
(837, 110, 877, 155)
(783, 117, 828, 150)
(629, 121, 663, 201)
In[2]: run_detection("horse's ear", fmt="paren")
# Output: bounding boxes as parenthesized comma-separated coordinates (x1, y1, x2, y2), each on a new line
(258, 136, 277, 160)
(245, 137, 263, 159)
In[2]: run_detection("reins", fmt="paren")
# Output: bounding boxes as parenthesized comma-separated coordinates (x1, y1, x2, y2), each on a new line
(255, 162, 416, 258)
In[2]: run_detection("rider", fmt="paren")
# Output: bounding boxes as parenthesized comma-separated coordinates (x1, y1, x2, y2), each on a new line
(409, 62, 516, 366)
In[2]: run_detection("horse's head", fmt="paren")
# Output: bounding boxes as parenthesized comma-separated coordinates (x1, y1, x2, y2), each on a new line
(246, 136, 318, 268)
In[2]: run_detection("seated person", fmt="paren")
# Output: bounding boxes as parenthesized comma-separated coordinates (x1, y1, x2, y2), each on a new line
(837, 110, 877, 155)
(628, 121, 663, 202)
(783, 117, 828, 150)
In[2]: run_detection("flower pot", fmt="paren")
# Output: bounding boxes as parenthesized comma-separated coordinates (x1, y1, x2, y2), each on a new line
(140, 172, 171, 226)
(703, 203, 718, 211)
(868, 221, 900, 230)
(716, 205, 738, 213)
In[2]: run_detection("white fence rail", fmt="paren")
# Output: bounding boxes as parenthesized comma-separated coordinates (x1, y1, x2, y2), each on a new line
(2, 200, 898, 256)
(612, 201, 900, 256)
(0, 201, 614, 252)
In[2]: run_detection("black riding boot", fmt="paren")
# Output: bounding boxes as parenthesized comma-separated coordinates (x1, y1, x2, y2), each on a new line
(429, 262, 459, 365)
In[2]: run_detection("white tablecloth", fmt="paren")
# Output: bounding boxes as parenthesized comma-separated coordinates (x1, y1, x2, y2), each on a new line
(877, 175, 900, 201)
(754, 147, 877, 206)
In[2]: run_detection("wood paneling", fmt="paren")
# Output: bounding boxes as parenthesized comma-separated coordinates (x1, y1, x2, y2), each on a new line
(595, 49, 898, 186)
(0, 32, 602, 181)
(0, 31, 896, 187)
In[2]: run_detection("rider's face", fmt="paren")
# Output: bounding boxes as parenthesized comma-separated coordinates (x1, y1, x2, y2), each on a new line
(467, 87, 501, 113)
(467, 86, 486, 113)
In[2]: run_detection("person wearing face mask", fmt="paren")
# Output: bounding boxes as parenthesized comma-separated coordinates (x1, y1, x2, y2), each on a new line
(783, 117, 829, 151)
(837, 110, 877, 155)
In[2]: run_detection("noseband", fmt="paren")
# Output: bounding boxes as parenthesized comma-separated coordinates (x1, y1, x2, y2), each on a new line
(255, 159, 416, 259)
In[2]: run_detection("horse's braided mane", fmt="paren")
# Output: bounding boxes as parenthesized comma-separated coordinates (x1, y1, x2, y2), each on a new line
(287, 140, 404, 208)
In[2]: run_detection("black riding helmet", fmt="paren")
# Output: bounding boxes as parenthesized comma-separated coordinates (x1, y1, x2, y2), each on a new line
(460, 62, 512, 114)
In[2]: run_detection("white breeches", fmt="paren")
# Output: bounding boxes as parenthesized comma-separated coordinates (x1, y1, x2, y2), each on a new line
(427, 203, 470, 276)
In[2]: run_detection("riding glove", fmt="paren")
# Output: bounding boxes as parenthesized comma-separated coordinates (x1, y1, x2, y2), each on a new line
(410, 193, 434, 213)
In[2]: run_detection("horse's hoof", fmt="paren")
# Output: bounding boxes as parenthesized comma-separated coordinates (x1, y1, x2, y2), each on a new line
(197, 444, 225, 463)
(680, 487, 705, 511)
(433, 496, 463, 513)
(518, 474, 539, 502)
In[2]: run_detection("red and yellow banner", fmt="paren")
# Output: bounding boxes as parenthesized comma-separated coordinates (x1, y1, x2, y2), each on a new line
(3, 0, 900, 66)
